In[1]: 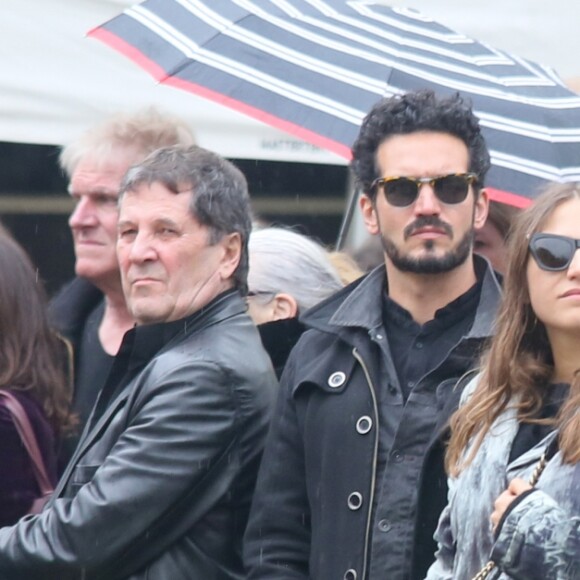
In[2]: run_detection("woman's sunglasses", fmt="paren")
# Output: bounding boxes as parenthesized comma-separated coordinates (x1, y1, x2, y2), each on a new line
(370, 173, 478, 208)
(528, 233, 580, 271)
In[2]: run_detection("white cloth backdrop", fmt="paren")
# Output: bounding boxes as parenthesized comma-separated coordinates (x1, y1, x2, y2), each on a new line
(0, 0, 345, 163)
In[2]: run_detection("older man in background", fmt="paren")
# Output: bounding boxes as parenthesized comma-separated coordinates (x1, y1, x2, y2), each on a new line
(51, 108, 195, 463)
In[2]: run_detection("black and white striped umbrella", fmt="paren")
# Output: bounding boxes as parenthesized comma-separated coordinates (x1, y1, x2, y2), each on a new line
(91, 0, 580, 207)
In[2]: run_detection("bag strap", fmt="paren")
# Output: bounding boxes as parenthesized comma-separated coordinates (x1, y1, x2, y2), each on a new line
(471, 436, 559, 580)
(0, 390, 53, 495)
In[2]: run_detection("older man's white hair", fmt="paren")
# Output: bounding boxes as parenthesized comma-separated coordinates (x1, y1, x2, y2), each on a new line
(248, 227, 343, 312)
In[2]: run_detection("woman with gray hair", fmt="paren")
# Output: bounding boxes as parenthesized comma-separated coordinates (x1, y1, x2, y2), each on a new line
(247, 227, 344, 377)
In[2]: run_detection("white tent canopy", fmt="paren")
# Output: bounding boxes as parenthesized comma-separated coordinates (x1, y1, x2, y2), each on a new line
(2, 0, 345, 164)
(2, 0, 579, 164)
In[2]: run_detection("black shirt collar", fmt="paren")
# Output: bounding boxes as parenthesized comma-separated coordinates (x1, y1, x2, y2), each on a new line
(382, 276, 482, 334)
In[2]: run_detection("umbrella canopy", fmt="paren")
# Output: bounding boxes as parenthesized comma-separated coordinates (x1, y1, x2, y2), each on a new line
(91, 0, 580, 207)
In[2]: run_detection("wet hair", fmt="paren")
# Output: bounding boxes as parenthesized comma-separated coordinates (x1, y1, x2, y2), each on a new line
(248, 227, 344, 312)
(59, 107, 196, 177)
(120, 145, 253, 294)
(446, 182, 580, 475)
(350, 90, 491, 200)
(0, 230, 72, 435)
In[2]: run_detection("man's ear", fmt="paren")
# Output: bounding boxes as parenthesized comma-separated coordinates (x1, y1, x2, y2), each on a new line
(271, 293, 298, 321)
(218, 232, 242, 280)
(473, 188, 489, 231)
(359, 193, 379, 235)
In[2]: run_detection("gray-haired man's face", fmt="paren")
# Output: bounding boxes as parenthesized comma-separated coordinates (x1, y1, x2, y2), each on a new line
(117, 181, 240, 325)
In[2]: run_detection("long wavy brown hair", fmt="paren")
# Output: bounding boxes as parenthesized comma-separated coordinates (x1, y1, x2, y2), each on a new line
(0, 230, 74, 435)
(447, 183, 580, 476)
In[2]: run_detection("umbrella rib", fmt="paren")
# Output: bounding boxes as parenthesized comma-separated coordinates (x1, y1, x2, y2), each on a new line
(178, 0, 518, 85)
(175, 0, 386, 91)
(129, 6, 368, 123)
(490, 151, 580, 181)
(129, 3, 580, 138)
(132, 2, 580, 110)
(478, 113, 580, 141)
(193, 0, 580, 98)
(261, 0, 552, 84)
(273, 0, 502, 61)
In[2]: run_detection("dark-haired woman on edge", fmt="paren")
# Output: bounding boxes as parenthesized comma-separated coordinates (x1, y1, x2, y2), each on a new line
(427, 183, 580, 579)
(0, 232, 73, 525)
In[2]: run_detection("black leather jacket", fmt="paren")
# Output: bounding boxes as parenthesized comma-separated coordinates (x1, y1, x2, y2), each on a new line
(49, 277, 106, 467)
(0, 292, 277, 579)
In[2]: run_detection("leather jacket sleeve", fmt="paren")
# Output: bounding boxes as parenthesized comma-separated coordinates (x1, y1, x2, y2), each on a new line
(0, 360, 245, 579)
(244, 348, 311, 579)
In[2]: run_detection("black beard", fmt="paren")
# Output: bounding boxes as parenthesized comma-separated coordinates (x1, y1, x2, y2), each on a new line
(380, 228, 474, 274)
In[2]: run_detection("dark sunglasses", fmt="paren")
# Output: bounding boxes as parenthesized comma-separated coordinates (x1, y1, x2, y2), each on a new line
(529, 233, 580, 271)
(371, 173, 478, 207)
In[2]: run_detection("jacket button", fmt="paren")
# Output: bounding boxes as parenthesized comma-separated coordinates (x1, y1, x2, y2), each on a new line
(378, 519, 391, 532)
(328, 371, 346, 388)
(347, 492, 363, 510)
(392, 450, 403, 463)
(344, 570, 357, 580)
(356, 415, 372, 434)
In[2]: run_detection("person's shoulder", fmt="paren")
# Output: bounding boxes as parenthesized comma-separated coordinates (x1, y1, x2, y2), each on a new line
(152, 309, 275, 382)
(299, 273, 366, 329)
(457, 369, 482, 405)
(49, 277, 103, 332)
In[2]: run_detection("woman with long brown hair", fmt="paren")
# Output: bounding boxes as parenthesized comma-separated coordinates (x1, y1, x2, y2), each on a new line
(0, 231, 73, 525)
(426, 183, 580, 579)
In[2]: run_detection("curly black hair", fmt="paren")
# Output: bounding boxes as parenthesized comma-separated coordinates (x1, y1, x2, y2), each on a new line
(350, 90, 491, 199)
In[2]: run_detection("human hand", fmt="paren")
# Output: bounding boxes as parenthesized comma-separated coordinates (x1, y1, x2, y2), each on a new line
(491, 478, 532, 531)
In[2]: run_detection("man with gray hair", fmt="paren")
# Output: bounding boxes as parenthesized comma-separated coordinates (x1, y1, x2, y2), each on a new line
(0, 145, 277, 579)
(51, 108, 196, 463)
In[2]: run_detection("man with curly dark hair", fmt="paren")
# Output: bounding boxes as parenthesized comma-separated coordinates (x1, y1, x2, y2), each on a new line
(244, 90, 503, 580)
(351, 90, 491, 194)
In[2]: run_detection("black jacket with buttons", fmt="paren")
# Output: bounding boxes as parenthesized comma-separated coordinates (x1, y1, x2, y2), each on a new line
(244, 257, 501, 580)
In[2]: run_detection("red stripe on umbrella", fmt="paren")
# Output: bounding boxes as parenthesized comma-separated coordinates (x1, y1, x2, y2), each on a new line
(90, 26, 354, 160)
(485, 188, 532, 208)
